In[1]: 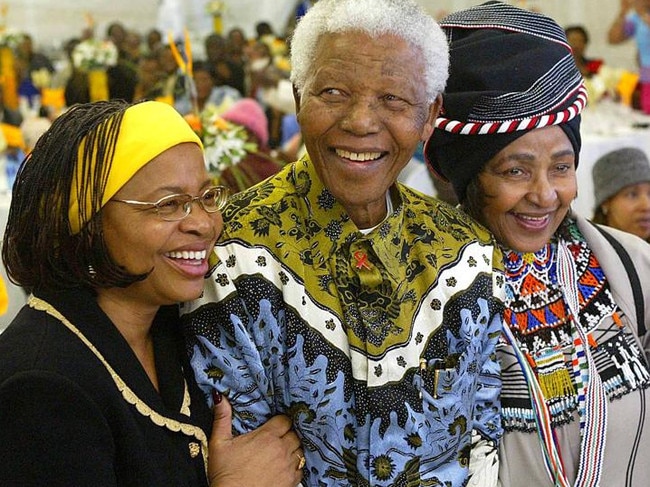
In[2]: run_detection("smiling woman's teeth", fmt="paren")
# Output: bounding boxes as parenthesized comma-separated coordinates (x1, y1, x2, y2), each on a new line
(335, 149, 382, 161)
(518, 214, 547, 222)
(165, 250, 207, 260)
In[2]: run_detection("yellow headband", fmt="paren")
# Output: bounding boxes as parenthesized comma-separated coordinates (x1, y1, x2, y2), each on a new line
(69, 101, 202, 233)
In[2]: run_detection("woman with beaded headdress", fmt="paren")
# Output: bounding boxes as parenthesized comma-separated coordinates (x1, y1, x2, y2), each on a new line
(425, 2, 650, 486)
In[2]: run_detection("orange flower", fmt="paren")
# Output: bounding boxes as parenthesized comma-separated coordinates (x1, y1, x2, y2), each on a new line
(184, 113, 202, 132)
(212, 116, 231, 131)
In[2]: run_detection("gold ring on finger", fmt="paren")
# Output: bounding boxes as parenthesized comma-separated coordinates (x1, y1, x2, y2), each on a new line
(296, 453, 306, 470)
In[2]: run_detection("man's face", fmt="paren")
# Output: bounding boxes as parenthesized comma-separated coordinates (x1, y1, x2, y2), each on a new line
(295, 31, 439, 228)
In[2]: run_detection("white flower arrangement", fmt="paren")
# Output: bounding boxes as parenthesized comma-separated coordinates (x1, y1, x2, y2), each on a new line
(197, 106, 258, 176)
(0, 28, 22, 49)
(72, 39, 118, 71)
(206, 0, 227, 16)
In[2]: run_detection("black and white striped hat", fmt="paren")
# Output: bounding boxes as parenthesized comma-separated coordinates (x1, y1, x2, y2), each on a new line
(424, 1, 586, 201)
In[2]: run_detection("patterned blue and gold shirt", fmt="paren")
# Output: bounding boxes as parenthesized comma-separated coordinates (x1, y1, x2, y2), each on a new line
(183, 156, 505, 486)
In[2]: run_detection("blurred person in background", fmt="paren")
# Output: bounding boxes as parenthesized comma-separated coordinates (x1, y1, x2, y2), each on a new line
(204, 33, 246, 97)
(592, 147, 650, 241)
(226, 27, 248, 69)
(608, 0, 650, 113)
(174, 60, 240, 116)
(217, 97, 284, 193)
(15, 33, 55, 111)
(565, 25, 603, 78)
(133, 52, 164, 102)
(145, 28, 163, 55)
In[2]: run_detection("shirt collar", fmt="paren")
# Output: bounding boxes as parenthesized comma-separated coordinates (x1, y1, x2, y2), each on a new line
(295, 155, 407, 270)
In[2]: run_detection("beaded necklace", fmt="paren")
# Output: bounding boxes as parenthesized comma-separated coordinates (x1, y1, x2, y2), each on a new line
(502, 231, 608, 486)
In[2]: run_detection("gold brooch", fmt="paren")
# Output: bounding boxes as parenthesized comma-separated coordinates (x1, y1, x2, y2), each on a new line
(189, 442, 201, 458)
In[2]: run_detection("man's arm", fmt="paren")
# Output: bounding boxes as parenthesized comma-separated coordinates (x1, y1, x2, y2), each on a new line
(608, 0, 634, 44)
(468, 264, 505, 487)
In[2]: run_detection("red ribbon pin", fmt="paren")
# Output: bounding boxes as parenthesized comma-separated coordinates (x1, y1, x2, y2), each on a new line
(353, 251, 372, 270)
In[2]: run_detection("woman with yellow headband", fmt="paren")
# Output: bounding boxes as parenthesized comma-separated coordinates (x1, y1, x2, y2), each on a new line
(0, 100, 304, 486)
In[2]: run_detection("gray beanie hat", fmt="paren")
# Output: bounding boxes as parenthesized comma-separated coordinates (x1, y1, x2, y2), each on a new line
(592, 147, 650, 207)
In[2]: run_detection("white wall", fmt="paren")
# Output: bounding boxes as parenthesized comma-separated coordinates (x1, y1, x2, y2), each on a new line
(5, 0, 160, 53)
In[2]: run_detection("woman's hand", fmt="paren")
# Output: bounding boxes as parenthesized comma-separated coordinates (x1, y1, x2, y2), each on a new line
(208, 393, 304, 487)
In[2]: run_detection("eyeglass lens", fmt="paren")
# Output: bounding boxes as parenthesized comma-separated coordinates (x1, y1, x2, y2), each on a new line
(157, 187, 228, 221)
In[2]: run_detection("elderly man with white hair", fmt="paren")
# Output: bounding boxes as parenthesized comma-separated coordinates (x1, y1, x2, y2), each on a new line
(183, 0, 505, 485)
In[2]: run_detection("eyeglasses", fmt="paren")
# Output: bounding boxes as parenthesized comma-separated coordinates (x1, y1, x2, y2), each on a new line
(111, 185, 229, 221)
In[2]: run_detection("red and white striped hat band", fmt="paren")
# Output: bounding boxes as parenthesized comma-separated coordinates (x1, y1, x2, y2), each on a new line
(435, 83, 588, 136)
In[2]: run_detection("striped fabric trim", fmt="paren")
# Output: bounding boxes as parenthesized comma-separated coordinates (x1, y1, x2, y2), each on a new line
(502, 323, 571, 487)
(557, 239, 608, 487)
(435, 84, 588, 135)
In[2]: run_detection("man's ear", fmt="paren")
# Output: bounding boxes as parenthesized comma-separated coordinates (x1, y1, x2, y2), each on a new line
(421, 94, 443, 142)
(293, 84, 301, 113)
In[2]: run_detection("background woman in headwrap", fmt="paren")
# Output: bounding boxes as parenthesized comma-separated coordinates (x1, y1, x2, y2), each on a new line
(217, 97, 286, 194)
(0, 99, 304, 486)
(591, 146, 650, 242)
(425, 2, 650, 486)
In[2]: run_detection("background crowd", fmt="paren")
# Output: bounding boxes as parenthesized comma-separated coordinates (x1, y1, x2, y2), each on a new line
(0, 13, 305, 197)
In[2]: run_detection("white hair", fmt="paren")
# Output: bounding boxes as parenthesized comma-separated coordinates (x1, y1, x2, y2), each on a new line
(289, 0, 449, 103)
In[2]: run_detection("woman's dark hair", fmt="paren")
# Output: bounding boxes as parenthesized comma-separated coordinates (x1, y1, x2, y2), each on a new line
(192, 60, 218, 83)
(460, 176, 484, 225)
(64, 70, 90, 106)
(2, 99, 149, 294)
(591, 206, 607, 225)
(255, 21, 274, 38)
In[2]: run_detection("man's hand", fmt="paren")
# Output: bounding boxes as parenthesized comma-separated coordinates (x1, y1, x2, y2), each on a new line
(208, 393, 305, 487)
